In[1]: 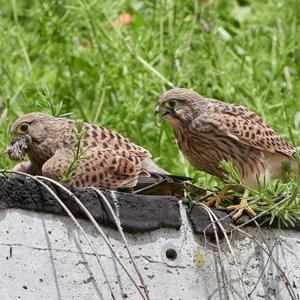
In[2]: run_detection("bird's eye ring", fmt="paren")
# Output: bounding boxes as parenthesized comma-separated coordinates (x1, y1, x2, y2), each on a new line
(166, 99, 177, 108)
(20, 123, 29, 133)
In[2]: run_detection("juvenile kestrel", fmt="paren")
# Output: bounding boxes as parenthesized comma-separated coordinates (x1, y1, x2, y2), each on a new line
(156, 88, 299, 219)
(6, 112, 186, 195)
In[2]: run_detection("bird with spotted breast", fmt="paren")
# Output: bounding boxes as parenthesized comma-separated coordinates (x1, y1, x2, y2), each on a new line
(5, 112, 188, 196)
(155, 88, 298, 219)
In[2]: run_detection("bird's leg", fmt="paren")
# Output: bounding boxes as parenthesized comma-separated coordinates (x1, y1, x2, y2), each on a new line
(207, 184, 232, 207)
(226, 189, 256, 220)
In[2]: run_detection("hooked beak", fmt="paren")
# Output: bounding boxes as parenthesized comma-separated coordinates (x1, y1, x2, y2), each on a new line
(154, 105, 173, 120)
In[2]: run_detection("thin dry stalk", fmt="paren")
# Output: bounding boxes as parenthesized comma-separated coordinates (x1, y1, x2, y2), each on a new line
(253, 219, 296, 299)
(247, 242, 276, 297)
(234, 226, 297, 300)
(0, 170, 116, 299)
(184, 192, 230, 299)
(35, 176, 148, 300)
(89, 187, 150, 300)
(198, 203, 249, 300)
(200, 205, 230, 300)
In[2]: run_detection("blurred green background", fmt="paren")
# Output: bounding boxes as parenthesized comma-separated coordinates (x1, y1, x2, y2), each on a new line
(0, 0, 299, 187)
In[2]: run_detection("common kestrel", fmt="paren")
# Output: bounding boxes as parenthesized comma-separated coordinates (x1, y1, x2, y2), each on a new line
(156, 88, 299, 219)
(6, 112, 186, 195)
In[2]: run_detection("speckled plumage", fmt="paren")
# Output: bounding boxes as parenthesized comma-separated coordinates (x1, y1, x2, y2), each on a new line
(6, 112, 175, 190)
(157, 88, 298, 187)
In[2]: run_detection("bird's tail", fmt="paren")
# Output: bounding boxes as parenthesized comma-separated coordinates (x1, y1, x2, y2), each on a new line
(121, 158, 191, 197)
(133, 173, 190, 197)
(141, 158, 170, 175)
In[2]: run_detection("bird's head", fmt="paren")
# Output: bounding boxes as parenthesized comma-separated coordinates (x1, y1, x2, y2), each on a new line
(155, 88, 202, 125)
(6, 112, 52, 161)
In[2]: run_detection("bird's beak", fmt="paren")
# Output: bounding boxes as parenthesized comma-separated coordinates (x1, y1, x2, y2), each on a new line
(154, 105, 168, 120)
(154, 106, 161, 116)
(155, 105, 173, 120)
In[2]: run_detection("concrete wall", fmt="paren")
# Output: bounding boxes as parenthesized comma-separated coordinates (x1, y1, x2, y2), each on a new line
(0, 204, 299, 300)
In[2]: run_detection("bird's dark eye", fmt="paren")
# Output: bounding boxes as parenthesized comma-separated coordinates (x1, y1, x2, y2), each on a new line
(166, 99, 177, 108)
(20, 123, 29, 133)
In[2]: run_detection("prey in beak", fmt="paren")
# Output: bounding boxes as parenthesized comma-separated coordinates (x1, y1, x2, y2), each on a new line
(5, 135, 30, 161)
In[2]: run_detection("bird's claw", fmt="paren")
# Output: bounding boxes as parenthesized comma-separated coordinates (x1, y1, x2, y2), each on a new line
(227, 198, 256, 220)
(206, 194, 234, 207)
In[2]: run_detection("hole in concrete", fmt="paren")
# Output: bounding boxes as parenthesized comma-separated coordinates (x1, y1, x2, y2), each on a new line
(166, 248, 177, 261)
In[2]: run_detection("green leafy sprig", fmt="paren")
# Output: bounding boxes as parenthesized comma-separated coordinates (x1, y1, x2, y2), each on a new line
(59, 119, 87, 182)
(219, 159, 300, 228)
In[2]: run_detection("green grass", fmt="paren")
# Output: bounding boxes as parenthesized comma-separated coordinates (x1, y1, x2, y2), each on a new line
(0, 0, 300, 191)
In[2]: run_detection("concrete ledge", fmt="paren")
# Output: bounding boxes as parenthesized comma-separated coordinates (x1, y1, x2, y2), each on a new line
(0, 207, 299, 299)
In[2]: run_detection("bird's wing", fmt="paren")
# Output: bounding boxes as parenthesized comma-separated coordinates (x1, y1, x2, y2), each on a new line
(194, 100, 296, 156)
(41, 147, 144, 189)
(83, 124, 151, 160)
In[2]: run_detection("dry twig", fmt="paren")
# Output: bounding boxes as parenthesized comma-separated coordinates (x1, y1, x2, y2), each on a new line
(234, 226, 297, 300)
(198, 203, 249, 300)
(35, 176, 148, 300)
(89, 187, 150, 300)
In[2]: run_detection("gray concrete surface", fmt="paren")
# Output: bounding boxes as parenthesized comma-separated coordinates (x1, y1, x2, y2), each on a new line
(0, 203, 299, 300)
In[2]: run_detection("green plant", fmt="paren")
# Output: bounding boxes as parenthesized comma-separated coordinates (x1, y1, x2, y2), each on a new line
(219, 159, 300, 227)
(37, 83, 66, 117)
(59, 119, 87, 182)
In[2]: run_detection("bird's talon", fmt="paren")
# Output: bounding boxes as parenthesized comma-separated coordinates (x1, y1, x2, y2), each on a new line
(206, 184, 232, 207)
(233, 210, 243, 221)
(227, 198, 256, 220)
